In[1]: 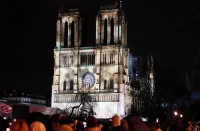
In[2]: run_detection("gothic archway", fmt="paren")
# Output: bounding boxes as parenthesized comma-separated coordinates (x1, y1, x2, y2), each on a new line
(110, 18, 114, 44)
(104, 80, 107, 89)
(110, 79, 114, 89)
(64, 21, 68, 47)
(70, 80, 74, 90)
(63, 81, 67, 91)
(71, 21, 75, 47)
(104, 19, 107, 45)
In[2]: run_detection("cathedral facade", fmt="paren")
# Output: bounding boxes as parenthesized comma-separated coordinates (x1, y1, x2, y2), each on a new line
(51, 1, 132, 118)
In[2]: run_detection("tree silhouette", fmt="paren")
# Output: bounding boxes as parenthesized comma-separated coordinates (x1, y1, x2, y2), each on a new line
(67, 93, 97, 118)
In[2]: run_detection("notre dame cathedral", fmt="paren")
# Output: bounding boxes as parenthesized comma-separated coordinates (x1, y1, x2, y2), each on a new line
(51, 0, 134, 118)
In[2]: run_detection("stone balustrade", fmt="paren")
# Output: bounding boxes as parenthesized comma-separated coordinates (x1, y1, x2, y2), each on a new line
(54, 92, 119, 103)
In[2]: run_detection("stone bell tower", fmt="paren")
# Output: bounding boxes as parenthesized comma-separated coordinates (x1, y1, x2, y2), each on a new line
(53, 8, 84, 94)
(96, 0, 127, 46)
(56, 8, 83, 48)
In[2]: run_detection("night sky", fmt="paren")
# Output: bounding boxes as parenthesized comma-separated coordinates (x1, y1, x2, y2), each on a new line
(1, 0, 200, 95)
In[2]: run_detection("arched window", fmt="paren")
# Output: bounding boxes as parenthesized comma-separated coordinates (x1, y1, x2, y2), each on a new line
(71, 21, 75, 47)
(88, 54, 91, 65)
(64, 21, 68, 47)
(63, 81, 67, 91)
(70, 80, 74, 90)
(81, 53, 83, 65)
(110, 79, 114, 89)
(92, 53, 95, 65)
(104, 80, 107, 89)
(104, 19, 107, 45)
(111, 18, 114, 44)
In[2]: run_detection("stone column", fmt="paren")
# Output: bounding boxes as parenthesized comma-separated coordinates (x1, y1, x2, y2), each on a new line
(60, 54, 63, 67)
(55, 54, 59, 67)
(95, 51, 97, 65)
(125, 22, 127, 45)
(71, 54, 74, 66)
(114, 19, 118, 44)
(68, 22, 71, 47)
(122, 19, 125, 45)
(119, 19, 122, 44)
(101, 53, 103, 65)
(56, 20, 60, 48)
(75, 19, 78, 47)
(100, 19, 104, 44)
(79, 52, 81, 65)
(60, 22, 65, 47)
(111, 52, 115, 64)
(118, 84, 125, 115)
(96, 49, 100, 65)
(78, 19, 82, 46)
(107, 52, 110, 64)
(123, 55, 126, 67)
(107, 19, 111, 45)
(115, 48, 118, 64)
(96, 18, 100, 44)
(125, 55, 127, 67)
(103, 53, 105, 65)
(68, 55, 70, 67)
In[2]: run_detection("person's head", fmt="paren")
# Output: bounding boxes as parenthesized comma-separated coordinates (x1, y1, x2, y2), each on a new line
(29, 121, 46, 131)
(87, 116, 98, 128)
(74, 120, 78, 126)
(120, 119, 129, 131)
(10, 119, 28, 131)
(58, 124, 73, 131)
(112, 114, 121, 127)
(51, 114, 61, 131)
(155, 122, 161, 129)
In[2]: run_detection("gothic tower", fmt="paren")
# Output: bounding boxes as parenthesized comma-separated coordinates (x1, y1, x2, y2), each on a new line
(96, 0, 127, 45)
(54, 9, 83, 93)
(56, 9, 83, 48)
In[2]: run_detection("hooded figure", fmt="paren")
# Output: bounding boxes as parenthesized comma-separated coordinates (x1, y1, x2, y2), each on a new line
(29, 121, 46, 131)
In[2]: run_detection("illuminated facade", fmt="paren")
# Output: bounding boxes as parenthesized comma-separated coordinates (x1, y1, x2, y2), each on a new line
(51, 1, 132, 118)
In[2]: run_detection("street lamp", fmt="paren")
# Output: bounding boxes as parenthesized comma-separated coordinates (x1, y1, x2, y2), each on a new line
(174, 111, 178, 116)
(180, 114, 183, 118)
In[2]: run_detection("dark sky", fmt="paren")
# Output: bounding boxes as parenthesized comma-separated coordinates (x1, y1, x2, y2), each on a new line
(1, 0, 200, 94)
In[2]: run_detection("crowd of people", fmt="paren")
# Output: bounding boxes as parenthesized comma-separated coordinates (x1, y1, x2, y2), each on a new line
(0, 112, 200, 131)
